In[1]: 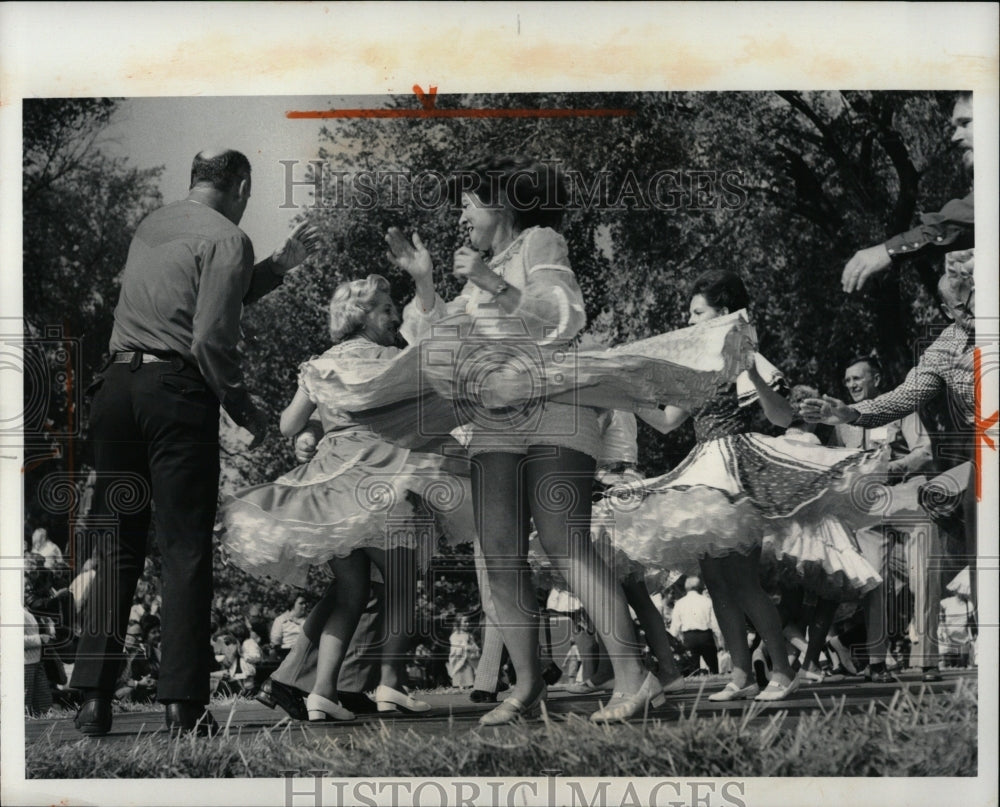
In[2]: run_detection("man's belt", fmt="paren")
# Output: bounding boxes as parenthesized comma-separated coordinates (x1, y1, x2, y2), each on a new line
(112, 351, 174, 364)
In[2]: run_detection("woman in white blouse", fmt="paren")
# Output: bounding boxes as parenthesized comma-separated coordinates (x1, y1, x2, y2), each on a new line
(387, 156, 659, 724)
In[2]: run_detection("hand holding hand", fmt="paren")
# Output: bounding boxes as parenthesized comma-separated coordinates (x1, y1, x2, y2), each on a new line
(271, 222, 321, 273)
(293, 424, 321, 463)
(841, 244, 892, 292)
(385, 228, 433, 282)
(799, 395, 857, 425)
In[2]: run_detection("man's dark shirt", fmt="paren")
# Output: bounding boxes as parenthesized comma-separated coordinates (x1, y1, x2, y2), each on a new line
(884, 192, 974, 258)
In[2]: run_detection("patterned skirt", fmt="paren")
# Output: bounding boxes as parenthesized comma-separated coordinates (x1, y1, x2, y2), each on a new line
(603, 433, 887, 575)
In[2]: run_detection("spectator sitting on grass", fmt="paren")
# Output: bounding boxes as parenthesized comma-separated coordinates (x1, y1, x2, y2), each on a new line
(244, 603, 270, 649)
(270, 595, 308, 660)
(24, 555, 73, 689)
(115, 616, 161, 703)
(30, 527, 64, 571)
(24, 565, 55, 716)
(231, 622, 263, 689)
(211, 632, 257, 697)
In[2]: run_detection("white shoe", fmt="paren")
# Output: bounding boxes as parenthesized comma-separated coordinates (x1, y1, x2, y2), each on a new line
(373, 685, 431, 714)
(479, 687, 547, 726)
(306, 692, 354, 722)
(707, 681, 760, 702)
(590, 672, 663, 722)
(754, 676, 802, 702)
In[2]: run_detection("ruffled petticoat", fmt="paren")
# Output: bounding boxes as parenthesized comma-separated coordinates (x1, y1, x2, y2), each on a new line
(527, 516, 672, 594)
(218, 427, 473, 587)
(603, 433, 888, 576)
(760, 516, 882, 601)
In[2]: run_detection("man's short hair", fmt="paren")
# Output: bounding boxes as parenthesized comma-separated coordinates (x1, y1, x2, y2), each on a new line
(684, 576, 701, 592)
(844, 354, 881, 377)
(190, 150, 251, 192)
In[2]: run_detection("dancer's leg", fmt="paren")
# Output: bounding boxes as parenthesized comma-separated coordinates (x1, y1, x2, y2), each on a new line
(312, 552, 369, 702)
(575, 616, 603, 681)
(720, 549, 794, 685)
(906, 524, 942, 669)
(803, 598, 838, 671)
(621, 575, 681, 684)
(472, 452, 539, 705)
(700, 556, 751, 688)
(472, 540, 505, 692)
(528, 447, 645, 696)
(365, 546, 417, 690)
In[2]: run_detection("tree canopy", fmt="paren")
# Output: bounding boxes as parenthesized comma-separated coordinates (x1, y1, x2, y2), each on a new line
(22, 98, 163, 556)
(241, 90, 967, 480)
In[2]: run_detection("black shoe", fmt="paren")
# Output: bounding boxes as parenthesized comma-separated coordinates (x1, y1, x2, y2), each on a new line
(470, 689, 497, 704)
(164, 702, 220, 736)
(256, 678, 309, 721)
(338, 691, 379, 714)
(865, 665, 898, 684)
(74, 695, 112, 737)
(542, 662, 563, 686)
(921, 667, 944, 683)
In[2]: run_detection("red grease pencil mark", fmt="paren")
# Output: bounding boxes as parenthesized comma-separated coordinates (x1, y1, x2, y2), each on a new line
(974, 347, 997, 501)
(287, 86, 633, 120)
(413, 84, 438, 110)
(288, 107, 634, 120)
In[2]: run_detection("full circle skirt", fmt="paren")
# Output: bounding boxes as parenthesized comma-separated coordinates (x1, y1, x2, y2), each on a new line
(602, 433, 887, 575)
(760, 515, 883, 601)
(218, 428, 471, 587)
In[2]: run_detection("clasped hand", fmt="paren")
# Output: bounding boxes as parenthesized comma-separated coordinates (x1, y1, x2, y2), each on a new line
(798, 395, 856, 425)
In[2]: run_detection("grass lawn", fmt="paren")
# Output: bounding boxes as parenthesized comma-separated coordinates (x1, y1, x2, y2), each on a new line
(25, 679, 977, 778)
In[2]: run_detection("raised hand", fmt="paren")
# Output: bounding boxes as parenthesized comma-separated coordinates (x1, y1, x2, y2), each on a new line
(385, 227, 433, 282)
(799, 395, 857, 425)
(271, 222, 321, 273)
(841, 244, 892, 293)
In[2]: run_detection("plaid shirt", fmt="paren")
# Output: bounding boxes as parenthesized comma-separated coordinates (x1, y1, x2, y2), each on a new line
(853, 323, 975, 428)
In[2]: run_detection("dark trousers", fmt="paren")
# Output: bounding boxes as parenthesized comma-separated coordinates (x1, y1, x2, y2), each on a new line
(682, 629, 719, 674)
(272, 582, 384, 694)
(71, 359, 219, 703)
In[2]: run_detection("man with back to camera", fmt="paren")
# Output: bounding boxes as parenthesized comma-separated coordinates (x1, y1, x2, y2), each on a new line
(71, 149, 318, 737)
(840, 92, 973, 293)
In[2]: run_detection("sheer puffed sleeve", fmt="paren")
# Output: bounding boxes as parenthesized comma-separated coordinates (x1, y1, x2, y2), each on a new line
(508, 227, 586, 344)
(400, 288, 472, 345)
